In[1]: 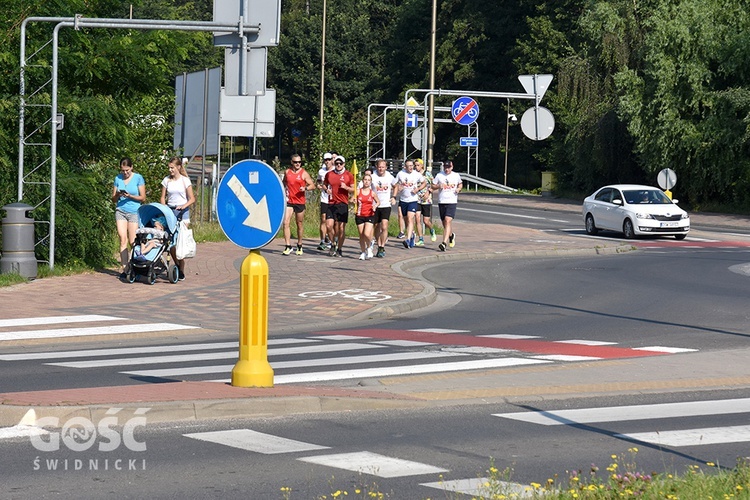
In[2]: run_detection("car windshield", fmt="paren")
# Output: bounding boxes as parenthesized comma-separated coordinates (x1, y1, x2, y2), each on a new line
(623, 189, 671, 205)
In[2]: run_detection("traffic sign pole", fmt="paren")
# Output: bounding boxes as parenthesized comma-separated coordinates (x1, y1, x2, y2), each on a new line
(232, 250, 274, 387)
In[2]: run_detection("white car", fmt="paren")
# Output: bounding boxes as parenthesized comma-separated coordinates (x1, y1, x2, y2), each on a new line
(582, 184, 690, 240)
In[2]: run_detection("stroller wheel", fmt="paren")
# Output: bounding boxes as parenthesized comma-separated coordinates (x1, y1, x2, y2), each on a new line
(169, 265, 179, 284)
(148, 271, 157, 285)
(128, 272, 136, 284)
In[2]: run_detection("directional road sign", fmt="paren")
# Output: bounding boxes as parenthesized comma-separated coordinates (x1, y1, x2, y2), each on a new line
(657, 168, 677, 190)
(406, 113, 419, 128)
(451, 96, 479, 126)
(216, 159, 285, 249)
(460, 137, 478, 147)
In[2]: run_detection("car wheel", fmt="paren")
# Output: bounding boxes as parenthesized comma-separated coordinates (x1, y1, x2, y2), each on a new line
(674, 233, 687, 240)
(622, 219, 635, 239)
(585, 214, 598, 235)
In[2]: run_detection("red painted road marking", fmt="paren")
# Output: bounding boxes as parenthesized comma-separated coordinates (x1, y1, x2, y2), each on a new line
(311, 329, 668, 359)
(454, 100, 476, 122)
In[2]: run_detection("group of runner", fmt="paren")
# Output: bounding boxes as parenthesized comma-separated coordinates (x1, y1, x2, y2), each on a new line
(281, 152, 462, 259)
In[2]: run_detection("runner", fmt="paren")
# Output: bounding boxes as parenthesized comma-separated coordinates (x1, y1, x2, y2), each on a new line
(316, 152, 335, 250)
(282, 154, 315, 255)
(355, 173, 378, 260)
(414, 158, 436, 246)
(323, 156, 355, 257)
(370, 159, 397, 258)
(394, 159, 426, 249)
(432, 160, 462, 252)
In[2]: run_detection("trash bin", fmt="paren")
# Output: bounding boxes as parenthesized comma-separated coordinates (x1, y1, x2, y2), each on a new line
(1, 203, 37, 278)
(541, 171, 557, 197)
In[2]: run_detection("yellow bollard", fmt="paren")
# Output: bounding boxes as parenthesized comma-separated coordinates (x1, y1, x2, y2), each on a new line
(665, 189, 672, 200)
(232, 250, 274, 387)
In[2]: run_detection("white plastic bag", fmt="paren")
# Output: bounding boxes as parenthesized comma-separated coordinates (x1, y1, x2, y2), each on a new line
(175, 220, 196, 259)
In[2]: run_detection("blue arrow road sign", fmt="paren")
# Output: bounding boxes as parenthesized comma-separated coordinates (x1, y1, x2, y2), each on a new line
(452, 96, 479, 126)
(406, 113, 419, 128)
(460, 137, 478, 147)
(216, 159, 285, 249)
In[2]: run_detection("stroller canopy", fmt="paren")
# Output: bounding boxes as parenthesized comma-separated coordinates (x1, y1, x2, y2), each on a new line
(137, 203, 178, 233)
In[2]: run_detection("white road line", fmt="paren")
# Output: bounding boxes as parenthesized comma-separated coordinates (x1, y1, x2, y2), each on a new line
(211, 357, 551, 384)
(421, 478, 533, 499)
(312, 334, 372, 340)
(616, 425, 750, 447)
(633, 346, 698, 353)
(459, 207, 555, 221)
(0, 338, 315, 361)
(374, 340, 436, 347)
(298, 451, 448, 478)
(409, 328, 471, 334)
(183, 429, 329, 454)
(0, 323, 198, 342)
(46, 342, 383, 368)
(554, 339, 618, 346)
(0, 315, 122, 328)
(480, 334, 542, 340)
(531, 354, 601, 362)
(493, 398, 750, 426)
(121, 351, 468, 378)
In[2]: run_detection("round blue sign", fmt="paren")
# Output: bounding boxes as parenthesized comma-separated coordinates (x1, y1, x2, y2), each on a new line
(451, 96, 480, 126)
(216, 159, 285, 249)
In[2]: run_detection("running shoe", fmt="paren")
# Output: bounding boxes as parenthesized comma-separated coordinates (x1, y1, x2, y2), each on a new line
(179, 270, 186, 281)
(359, 252, 366, 260)
(376, 248, 385, 258)
(415, 238, 424, 247)
(403, 240, 409, 249)
(295, 245, 303, 255)
(317, 241, 327, 251)
(397, 232, 405, 239)
(408, 235, 415, 248)
(282, 246, 293, 255)
(438, 242, 446, 252)
(336, 249, 343, 258)
(329, 247, 337, 257)
(449, 232, 456, 248)
(366, 247, 373, 259)
(430, 228, 436, 241)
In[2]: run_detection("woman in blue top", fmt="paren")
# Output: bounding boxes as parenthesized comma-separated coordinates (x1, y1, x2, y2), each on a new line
(111, 157, 146, 279)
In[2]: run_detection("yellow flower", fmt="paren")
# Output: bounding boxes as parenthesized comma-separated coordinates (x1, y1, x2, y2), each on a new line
(530, 482, 541, 489)
(707, 462, 716, 467)
(611, 455, 618, 459)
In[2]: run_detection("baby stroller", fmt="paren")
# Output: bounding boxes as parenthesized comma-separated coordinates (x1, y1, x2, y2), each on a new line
(127, 203, 180, 285)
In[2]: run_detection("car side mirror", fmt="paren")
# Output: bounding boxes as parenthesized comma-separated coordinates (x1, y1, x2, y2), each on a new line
(672, 199, 679, 204)
(612, 199, 622, 205)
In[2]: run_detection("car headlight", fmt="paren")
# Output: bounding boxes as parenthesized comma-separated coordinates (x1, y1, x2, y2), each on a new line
(635, 212, 654, 220)
(681, 213, 689, 219)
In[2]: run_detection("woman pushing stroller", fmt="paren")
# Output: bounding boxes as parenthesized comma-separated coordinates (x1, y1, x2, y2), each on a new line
(160, 157, 195, 281)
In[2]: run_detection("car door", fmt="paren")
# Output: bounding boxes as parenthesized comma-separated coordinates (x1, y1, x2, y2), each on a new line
(589, 188, 614, 230)
(605, 188, 625, 230)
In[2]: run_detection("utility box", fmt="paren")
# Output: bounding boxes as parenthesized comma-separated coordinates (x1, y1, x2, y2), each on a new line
(1, 203, 37, 278)
(541, 171, 557, 197)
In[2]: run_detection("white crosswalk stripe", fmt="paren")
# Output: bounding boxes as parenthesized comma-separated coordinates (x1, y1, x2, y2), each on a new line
(494, 398, 750, 448)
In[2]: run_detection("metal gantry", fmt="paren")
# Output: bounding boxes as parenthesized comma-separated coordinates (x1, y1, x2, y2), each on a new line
(19, 15, 260, 268)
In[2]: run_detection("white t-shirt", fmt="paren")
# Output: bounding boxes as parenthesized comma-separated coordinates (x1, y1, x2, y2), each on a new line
(161, 175, 191, 206)
(395, 169, 425, 203)
(433, 171, 462, 204)
(370, 171, 397, 207)
(317, 165, 331, 204)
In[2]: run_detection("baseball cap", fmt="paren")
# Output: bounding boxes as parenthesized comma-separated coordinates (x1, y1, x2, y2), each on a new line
(335, 155, 346, 164)
(323, 152, 333, 160)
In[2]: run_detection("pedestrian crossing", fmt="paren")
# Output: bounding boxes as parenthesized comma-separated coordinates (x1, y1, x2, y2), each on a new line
(181, 396, 750, 498)
(0, 315, 699, 385)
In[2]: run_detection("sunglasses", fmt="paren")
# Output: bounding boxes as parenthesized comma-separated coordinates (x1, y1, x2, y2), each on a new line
(292, 161, 302, 164)
(335, 161, 344, 165)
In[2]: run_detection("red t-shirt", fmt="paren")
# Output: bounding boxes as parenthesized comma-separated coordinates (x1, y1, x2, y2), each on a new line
(284, 168, 308, 205)
(324, 169, 354, 205)
(356, 189, 377, 217)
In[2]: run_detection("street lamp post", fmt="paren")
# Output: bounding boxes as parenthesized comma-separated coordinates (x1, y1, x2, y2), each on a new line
(318, 0, 327, 143)
(503, 98, 517, 187)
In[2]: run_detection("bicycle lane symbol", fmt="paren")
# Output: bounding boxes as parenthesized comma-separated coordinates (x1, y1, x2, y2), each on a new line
(298, 289, 392, 302)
